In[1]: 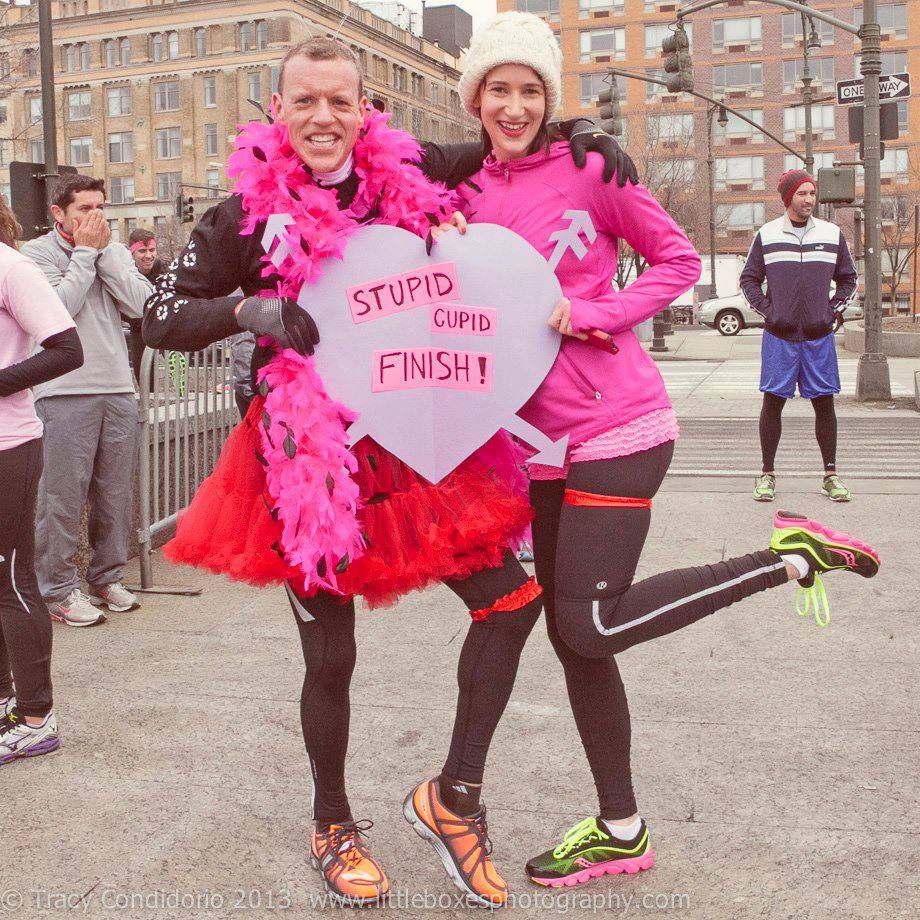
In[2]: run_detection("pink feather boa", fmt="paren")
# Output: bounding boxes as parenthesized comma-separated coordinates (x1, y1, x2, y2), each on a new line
(227, 110, 457, 594)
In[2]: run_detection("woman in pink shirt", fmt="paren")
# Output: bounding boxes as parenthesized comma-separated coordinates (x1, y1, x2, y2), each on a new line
(403, 12, 881, 900)
(0, 197, 83, 766)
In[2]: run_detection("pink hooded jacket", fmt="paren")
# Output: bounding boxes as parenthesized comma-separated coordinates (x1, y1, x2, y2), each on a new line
(457, 143, 702, 448)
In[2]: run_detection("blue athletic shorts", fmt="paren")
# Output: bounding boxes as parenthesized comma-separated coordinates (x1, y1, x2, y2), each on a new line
(760, 331, 840, 400)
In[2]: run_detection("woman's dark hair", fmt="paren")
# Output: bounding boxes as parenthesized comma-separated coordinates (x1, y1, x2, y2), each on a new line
(0, 194, 22, 249)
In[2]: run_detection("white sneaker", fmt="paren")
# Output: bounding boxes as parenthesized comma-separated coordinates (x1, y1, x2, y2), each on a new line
(89, 581, 139, 613)
(0, 710, 60, 766)
(0, 696, 15, 719)
(48, 589, 106, 627)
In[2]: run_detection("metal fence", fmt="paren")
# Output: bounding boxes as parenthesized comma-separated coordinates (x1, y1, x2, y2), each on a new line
(136, 341, 236, 588)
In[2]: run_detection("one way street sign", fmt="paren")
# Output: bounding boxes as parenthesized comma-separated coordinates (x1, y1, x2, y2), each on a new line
(836, 72, 911, 106)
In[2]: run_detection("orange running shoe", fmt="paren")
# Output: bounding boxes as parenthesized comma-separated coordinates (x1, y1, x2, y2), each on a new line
(309, 819, 389, 906)
(403, 778, 508, 907)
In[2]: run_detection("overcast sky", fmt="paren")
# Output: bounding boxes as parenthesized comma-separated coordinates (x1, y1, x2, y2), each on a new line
(427, 0, 497, 32)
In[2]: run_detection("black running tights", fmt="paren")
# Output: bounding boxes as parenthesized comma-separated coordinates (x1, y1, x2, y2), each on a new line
(760, 392, 838, 473)
(0, 438, 54, 718)
(530, 441, 789, 817)
(287, 552, 541, 826)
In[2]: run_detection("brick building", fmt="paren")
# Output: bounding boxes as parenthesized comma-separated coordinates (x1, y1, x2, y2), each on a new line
(502, 0, 919, 307)
(0, 0, 476, 251)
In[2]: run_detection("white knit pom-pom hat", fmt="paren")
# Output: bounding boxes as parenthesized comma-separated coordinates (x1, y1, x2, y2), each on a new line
(458, 11, 563, 119)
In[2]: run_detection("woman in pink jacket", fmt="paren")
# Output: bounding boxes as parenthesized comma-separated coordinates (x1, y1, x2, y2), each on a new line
(403, 11, 881, 901)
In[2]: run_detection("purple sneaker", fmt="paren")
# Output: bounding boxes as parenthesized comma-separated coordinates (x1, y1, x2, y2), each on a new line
(0, 710, 60, 765)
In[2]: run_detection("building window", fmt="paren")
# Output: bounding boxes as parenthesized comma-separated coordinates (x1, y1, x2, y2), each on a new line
(78, 43, 89, 71)
(579, 0, 624, 14)
(29, 139, 44, 163)
(206, 168, 220, 198)
(29, 97, 42, 123)
(167, 32, 179, 60)
(715, 155, 765, 190)
(895, 100, 908, 134)
(0, 141, 9, 169)
(152, 34, 163, 63)
(784, 152, 835, 172)
(579, 28, 626, 63)
(717, 202, 765, 230)
(107, 85, 131, 117)
(783, 58, 835, 94)
(120, 38, 131, 66)
(0, 54, 9, 80)
(154, 80, 180, 112)
(514, 0, 559, 16)
(69, 136, 92, 166)
(784, 105, 835, 140)
(579, 72, 618, 106)
(107, 219, 121, 243)
(270, 65, 280, 93)
(256, 20, 268, 50)
(109, 176, 135, 204)
(712, 17, 761, 52)
(248, 72, 261, 103)
(239, 22, 253, 52)
(645, 23, 691, 58)
(781, 13, 834, 46)
(715, 108, 764, 144)
(124, 218, 137, 236)
(203, 76, 217, 108)
(648, 113, 695, 144)
(63, 45, 75, 72)
(854, 4, 908, 38)
(67, 90, 92, 121)
(104, 39, 117, 68)
(879, 147, 910, 183)
(0, 102, 6, 125)
(155, 126, 182, 159)
(645, 69, 669, 99)
(204, 123, 218, 156)
(108, 131, 133, 163)
(156, 171, 182, 200)
(25, 49, 38, 77)
(713, 62, 763, 95)
(194, 28, 207, 57)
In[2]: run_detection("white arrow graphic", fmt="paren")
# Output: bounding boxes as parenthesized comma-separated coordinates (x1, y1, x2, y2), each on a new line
(503, 414, 570, 469)
(881, 76, 907, 97)
(547, 209, 597, 273)
(261, 213, 296, 269)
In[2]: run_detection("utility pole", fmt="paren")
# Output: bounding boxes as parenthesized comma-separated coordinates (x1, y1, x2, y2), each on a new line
(856, 0, 891, 399)
(706, 105, 719, 299)
(37, 0, 58, 222)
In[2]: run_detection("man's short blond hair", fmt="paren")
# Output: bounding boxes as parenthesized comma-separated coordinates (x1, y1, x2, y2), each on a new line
(278, 37, 364, 98)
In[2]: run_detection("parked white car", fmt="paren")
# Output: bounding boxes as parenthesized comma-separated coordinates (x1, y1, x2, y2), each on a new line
(697, 293, 864, 336)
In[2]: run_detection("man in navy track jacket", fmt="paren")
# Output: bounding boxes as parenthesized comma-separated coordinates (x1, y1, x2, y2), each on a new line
(740, 170, 858, 503)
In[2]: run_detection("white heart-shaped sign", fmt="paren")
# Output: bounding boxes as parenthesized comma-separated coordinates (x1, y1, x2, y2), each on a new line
(298, 223, 565, 483)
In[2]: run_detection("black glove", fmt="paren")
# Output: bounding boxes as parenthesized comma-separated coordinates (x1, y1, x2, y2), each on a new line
(250, 341, 275, 394)
(235, 297, 319, 356)
(559, 118, 639, 187)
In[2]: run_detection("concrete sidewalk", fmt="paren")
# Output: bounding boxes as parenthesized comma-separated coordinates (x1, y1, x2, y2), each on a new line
(8, 479, 917, 919)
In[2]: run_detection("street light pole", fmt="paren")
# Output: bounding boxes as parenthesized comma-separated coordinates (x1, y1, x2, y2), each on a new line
(856, 0, 891, 399)
(799, 10, 815, 177)
(37, 0, 58, 222)
(706, 105, 718, 299)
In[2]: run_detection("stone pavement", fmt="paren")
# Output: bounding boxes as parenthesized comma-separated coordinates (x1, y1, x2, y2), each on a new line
(7, 474, 918, 920)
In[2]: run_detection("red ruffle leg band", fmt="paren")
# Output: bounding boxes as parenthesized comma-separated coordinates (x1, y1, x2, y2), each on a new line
(469, 575, 543, 622)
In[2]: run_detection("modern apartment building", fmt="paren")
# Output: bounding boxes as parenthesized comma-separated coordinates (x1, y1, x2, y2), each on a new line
(502, 0, 919, 304)
(0, 0, 475, 249)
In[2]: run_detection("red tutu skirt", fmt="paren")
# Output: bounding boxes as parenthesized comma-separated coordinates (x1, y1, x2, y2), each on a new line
(165, 397, 532, 607)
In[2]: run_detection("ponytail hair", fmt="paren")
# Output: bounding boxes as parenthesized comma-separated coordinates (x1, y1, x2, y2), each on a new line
(0, 195, 22, 249)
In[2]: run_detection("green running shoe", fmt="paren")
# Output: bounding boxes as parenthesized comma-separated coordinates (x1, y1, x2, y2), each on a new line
(822, 474, 851, 502)
(769, 509, 880, 627)
(525, 817, 653, 888)
(753, 473, 776, 502)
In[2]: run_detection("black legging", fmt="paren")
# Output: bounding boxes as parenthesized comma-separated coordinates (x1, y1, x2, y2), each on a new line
(760, 392, 838, 474)
(0, 438, 54, 719)
(287, 552, 541, 826)
(528, 441, 789, 817)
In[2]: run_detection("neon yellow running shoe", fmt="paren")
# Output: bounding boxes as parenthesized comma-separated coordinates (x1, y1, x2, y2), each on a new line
(769, 510, 880, 626)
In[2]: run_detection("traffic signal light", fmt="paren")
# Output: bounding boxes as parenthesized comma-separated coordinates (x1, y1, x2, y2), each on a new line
(662, 25, 692, 93)
(179, 195, 194, 223)
(597, 78, 623, 137)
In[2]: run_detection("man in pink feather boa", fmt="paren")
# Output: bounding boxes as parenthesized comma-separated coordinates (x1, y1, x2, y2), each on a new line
(143, 36, 637, 907)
